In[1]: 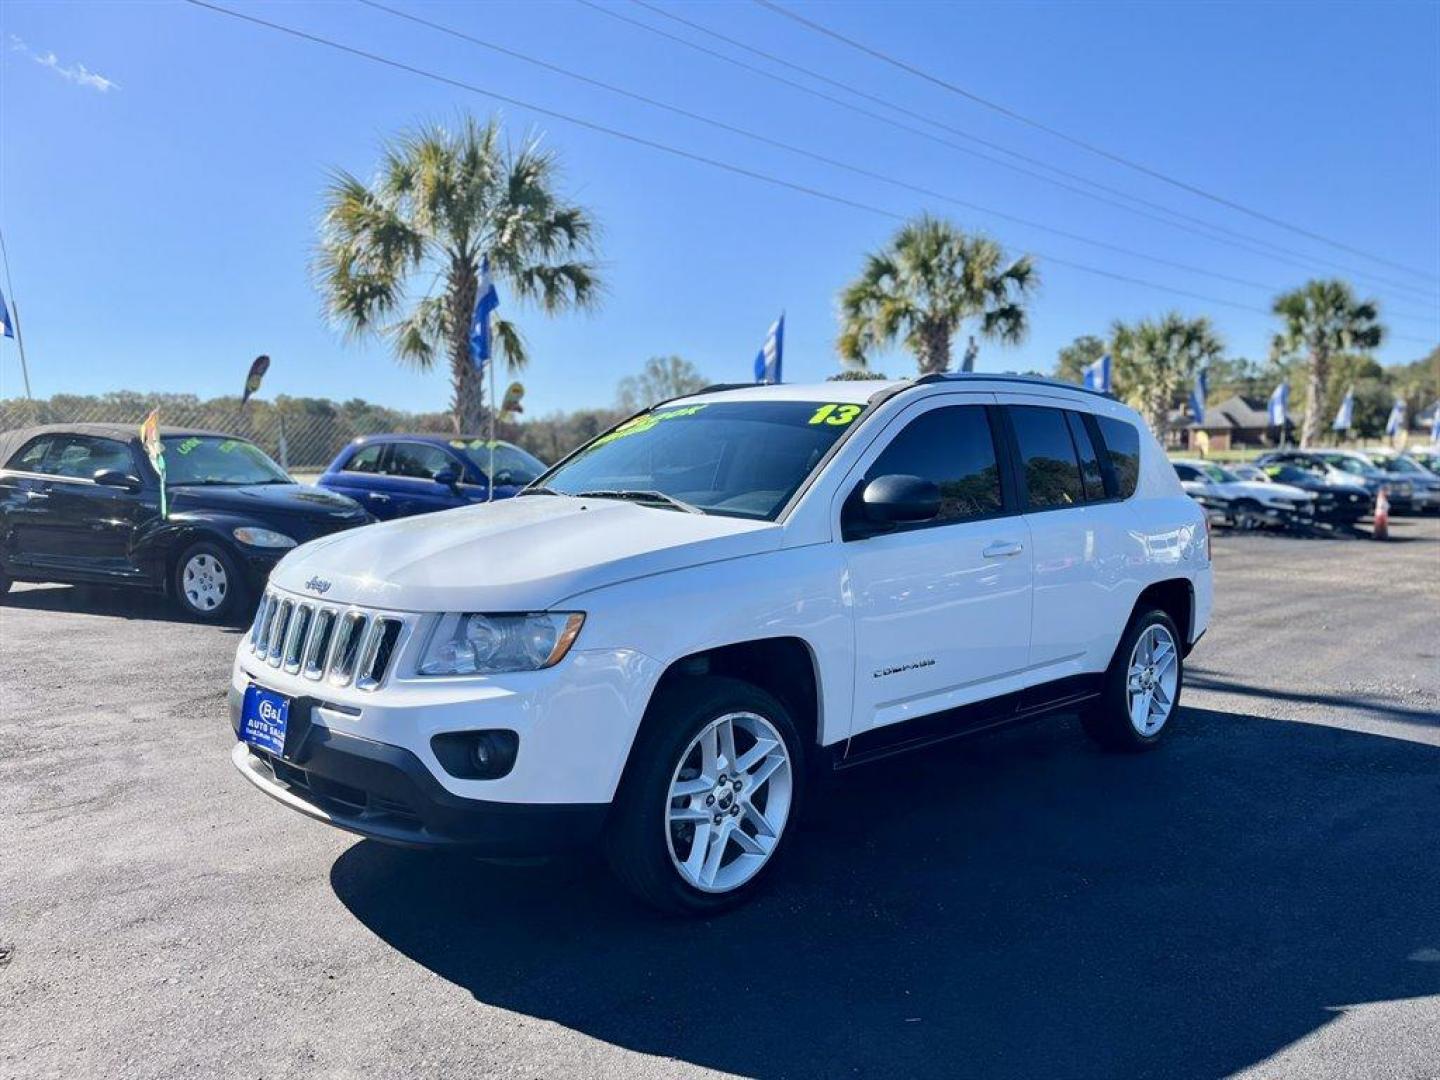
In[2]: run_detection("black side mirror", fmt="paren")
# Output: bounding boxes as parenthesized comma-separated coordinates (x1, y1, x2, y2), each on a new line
(433, 466, 461, 488)
(845, 474, 940, 539)
(93, 469, 141, 492)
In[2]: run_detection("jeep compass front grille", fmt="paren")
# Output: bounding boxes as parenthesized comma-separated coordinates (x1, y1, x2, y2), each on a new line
(248, 590, 404, 690)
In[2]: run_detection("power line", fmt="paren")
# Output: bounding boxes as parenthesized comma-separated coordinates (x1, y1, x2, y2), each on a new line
(356, 0, 1342, 307)
(181, 0, 1437, 347)
(753, 0, 1440, 284)
(611, 0, 1438, 307)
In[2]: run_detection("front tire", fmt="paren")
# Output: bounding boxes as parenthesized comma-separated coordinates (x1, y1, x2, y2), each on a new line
(1082, 609, 1184, 752)
(172, 541, 247, 622)
(606, 676, 805, 915)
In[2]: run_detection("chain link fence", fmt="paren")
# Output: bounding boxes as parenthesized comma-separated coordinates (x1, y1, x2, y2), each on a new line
(0, 392, 458, 473)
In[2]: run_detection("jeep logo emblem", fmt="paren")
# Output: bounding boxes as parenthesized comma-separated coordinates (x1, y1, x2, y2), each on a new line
(304, 576, 332, 595)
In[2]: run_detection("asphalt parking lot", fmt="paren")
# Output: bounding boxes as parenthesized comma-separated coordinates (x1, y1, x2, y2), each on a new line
(2, 518, 1438, 1080)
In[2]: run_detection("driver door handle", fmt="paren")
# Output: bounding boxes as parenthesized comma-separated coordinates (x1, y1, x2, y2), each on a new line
(982, 540, 1025, 559)
(369, 493, 390, 502)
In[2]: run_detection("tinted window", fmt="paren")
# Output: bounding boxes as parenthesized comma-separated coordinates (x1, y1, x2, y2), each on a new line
(387, 443, 453, 480)
(1096, 416, 1141, 498)
(1066, 412, 1106, 500)
(45, 436, 134, 479)
(6, 436, 52, 471)
(343, 444, 386, 474)
(454, 442, 546, 486)
(1174, 464, 1200, 481)
(864, 405, 1002, 523)
(1009, 406, 1084, 509)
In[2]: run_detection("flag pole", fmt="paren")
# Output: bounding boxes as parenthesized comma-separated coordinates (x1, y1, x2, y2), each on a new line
(0, 227, 34, 400)
(487, 344, 496, 503)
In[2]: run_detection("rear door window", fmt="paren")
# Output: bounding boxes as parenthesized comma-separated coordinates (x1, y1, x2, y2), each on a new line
(1066, 412, 1106, 500)
(1095, 416, 1141, 498)
(6, 436, 53, 471)
(863, 404, 1003, 524)
(1008, 406, 1084, 510)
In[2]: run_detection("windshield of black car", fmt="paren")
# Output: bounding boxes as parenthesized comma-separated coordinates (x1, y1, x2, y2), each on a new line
(1374, 456, 1422, 475)
(452, 440, 546, 485)
(1322, 455, 1370, 476)
(162, 436, 291, 486)
(538, 400, 865, 519)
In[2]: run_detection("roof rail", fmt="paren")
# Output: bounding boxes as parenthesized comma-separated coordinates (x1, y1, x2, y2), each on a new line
(693, 382, 759, 395)
(911, 371, 1111, 397)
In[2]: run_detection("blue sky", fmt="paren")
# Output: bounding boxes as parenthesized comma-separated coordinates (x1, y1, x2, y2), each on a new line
(1, 0, 1436, 416)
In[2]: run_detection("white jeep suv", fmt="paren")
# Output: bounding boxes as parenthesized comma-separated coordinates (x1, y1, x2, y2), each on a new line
(229, 375, 1212, 913)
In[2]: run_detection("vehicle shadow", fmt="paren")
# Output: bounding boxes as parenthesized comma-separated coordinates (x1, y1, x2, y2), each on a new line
(330, 708, 1440, 1080)
(1, 583, 248, 629)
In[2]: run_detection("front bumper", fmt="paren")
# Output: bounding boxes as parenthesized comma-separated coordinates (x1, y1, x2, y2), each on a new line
(229, 723, 607, 855)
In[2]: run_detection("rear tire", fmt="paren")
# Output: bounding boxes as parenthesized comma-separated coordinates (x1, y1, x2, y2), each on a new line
(172, 541, 247, 622)
(606, 676, 805, 915)
(0, 567, 10, 601)
(1082, 609, 1184, 752)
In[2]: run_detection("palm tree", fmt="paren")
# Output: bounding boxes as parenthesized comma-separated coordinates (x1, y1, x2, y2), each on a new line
(1110, 312, 1224, 438)
(837, 215, 1037, 375)
(316, 114, 601, 433)
(1270, 279, 1384, 448)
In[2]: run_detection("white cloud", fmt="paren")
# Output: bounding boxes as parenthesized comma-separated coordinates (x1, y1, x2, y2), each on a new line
(8, 34, 118, 93)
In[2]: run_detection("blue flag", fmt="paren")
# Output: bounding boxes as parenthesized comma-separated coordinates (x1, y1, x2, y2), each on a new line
(1267, 381, 1289, 427)
(1082, 353, 1111, 394)
(0, 286, 13, 339)
(1431, 402, 1440, 444)
(1385, 399, 1406, 437)
(1333, 387, 1355, 432)
(469, 257, 499, 372)
(1189, 367, 1208, 425)
(754, 313, 784, 384)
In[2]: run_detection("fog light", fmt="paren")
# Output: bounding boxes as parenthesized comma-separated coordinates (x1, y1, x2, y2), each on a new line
(431, 730, 518, 780)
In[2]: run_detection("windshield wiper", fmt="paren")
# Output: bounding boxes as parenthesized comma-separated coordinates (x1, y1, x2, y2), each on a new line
(517, 485, 569, 497)
(574, 489, 704, 514)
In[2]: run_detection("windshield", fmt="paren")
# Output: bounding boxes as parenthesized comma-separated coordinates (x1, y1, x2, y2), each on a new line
(1199, 463, 1238, 482)
(539, 399, 864, 519)
(1373, 455, 1422, 475)
(162, 435, 291, 486)
(1320, 454, 1372, 476)
(451, 440, 546, 485)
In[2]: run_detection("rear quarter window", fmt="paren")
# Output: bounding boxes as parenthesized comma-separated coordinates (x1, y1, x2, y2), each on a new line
(1096, 416, 1141, 499)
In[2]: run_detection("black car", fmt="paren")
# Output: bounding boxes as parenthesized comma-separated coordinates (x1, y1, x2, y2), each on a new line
(1258, 463, 1372, 523)
(0, 424, 372, 620)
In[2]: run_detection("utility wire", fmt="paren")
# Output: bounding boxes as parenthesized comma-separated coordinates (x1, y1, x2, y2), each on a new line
(181, 0, 1437, 346)
(357, 0, 1334, 306)
(753, 0, 1439, 284)
(614, 0, 1437, 306)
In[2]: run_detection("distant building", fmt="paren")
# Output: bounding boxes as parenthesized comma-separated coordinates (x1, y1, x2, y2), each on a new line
(1166, 395, 1285, 452)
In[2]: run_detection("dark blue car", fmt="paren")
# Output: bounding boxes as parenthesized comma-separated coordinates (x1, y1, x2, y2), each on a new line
(317, 434, 547, 520)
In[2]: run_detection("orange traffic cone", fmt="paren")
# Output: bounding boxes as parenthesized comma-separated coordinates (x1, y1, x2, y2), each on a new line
(1372, 487, 1390, 541)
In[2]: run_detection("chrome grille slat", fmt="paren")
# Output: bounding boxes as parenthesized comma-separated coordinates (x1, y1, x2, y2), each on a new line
(302, 609, 335, 680)
(249, 590, 404, 690)
(282, 604, 312, 673)
(267, 600, 293, 667)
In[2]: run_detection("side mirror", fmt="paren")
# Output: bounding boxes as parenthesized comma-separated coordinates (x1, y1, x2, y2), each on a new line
(846, 474, 940, 538)
(93, 469, 141, 492)
(433, 466, 461, 489)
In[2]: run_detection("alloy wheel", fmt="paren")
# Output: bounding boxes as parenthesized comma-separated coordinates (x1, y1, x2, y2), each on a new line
(666, 711, 793, 894)
(1126, 623, 1179, 736)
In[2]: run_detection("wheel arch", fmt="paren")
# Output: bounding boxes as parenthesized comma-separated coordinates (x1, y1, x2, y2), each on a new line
(1129, 577, 1195, 652)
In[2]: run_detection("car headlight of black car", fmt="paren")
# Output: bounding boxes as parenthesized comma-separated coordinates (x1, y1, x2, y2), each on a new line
(232, 526, 298, 549)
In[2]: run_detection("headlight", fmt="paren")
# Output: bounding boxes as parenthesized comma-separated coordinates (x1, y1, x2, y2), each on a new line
(232, 526, 298, 548)
(419, 612, 585, 676)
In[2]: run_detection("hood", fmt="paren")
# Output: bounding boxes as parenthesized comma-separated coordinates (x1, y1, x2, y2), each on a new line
(270, 494, 780, 612)
(169, 482, 365, 518)
(1222, 480, 1312, 501)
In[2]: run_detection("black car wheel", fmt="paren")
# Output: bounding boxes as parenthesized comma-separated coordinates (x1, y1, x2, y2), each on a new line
(172, 540, 247, 622)
(0, 567, 10, 601)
